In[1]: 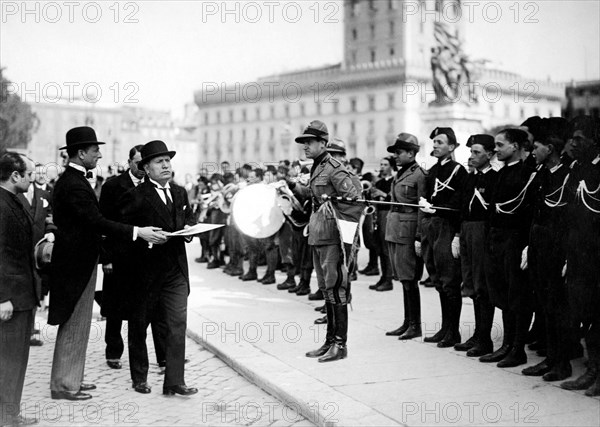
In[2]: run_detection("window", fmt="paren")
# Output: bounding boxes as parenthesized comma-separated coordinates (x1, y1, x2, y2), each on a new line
(369, 0, 376, 11)
(204, 112, 209, 125)
(370, 24, 375, 39)
(316, 102, 322, 115)
(229, 109, 234, 122)
(216, 130, 221, 143)
(388, 93, 395, 109)
(390, 21, 395, 37)
(435, 0, 443, 12)
(284, 105, 290, 118)
(368, 95, 375, 111)
(333, 122, 338, 134)
(203, 131, 208, 144)
(388, 0, 395, 10)
(370, 49, 376, 62)
(242, 129, 247, 142)
(352, 28, 357, 40)
(390, 46, 395, 57)
(270, 105, 275, 119)
(242, 109, 247, 122)
(333, 101, 339, 114)
(300, 102, 305, 117)
(270, 127, 275, 139)
(350, 97, 357, 112)
(351, 51, 357, 65)
(255, 128, 260, 140)
(216, 111, 221, 124)
(228, 129, 233, 143)
(255, 107, 261, 120)
(350, 121, 356, 133)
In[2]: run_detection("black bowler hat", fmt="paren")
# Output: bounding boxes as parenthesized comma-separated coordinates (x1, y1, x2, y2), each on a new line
(430, 127, 458, 147)
(295, 120, 329, 143)
(387, 132, 420, 153)
(139, 140, 176, 166)
(60, 126, 105, 150)
(466, 134, 495, 152)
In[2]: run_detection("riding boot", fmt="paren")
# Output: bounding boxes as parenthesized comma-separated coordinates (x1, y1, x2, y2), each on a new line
(424, 292, 448, 343)
(480, 310, 514, 362)
(306, 302, 335, 358)
(318, 304, 348, 362)
(399, 283, 422, 340)
(467, 299, 494, 357)
(386, 288, 409, 336)
(438, 296, 462, 348)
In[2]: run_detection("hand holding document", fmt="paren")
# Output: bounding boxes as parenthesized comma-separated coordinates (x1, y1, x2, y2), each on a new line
(163, 223, 225, 237)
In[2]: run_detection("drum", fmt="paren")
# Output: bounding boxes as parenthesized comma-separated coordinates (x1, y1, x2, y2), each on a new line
(231, 183, 285, 238)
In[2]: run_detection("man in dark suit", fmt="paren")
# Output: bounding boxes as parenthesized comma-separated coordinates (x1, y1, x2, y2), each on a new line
(0, 152, 39, 426)
(48, 127, 167, 401)
(17, 163, 56, 346)
(99, 145, 167, 371)
(120, 140, 198, 396)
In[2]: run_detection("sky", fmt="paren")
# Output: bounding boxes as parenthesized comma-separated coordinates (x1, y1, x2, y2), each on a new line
(1, 0, 599, 118)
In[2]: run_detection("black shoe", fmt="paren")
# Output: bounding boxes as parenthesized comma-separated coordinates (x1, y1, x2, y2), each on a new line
(543, 362, 572, 382)
(561, 367, 598, 390)
(522, 360, 552, 376)
(206, 260, 221, 269)
(306, 342, 333, 358)
(29, 338, 43, 346)
(314, 304, 326, 312)
(454, 336, 476, 352)
(277, 278, 296, 290)
(319, 305, 327, 314)
(132, 382, 151, 394)
(163, 385, 198, 396)
(423, 328, 447, 343)
(259, 274, 276, 285)
(51, 391, 92, 401)
(359, 265, 376, 274)
(479, 345, 512, 363)
(227, 268, 244, 277)
(368, 279, 382, 290)
(240, 272, 257, 281)
(308, 290, 324, 301)
(497, 348, 527, 368)
(195, 256, 208, 263)
(4, 415, 38, 426)
(420, 278, 434, 287)
(466, 340, 493, 357)
(318, 343, 347, 362)
(437, 330, 461, 348)
(398, 322, 422, 340)
(527, 340, 545, 351)
(295, 285, 311, 296)
(386, 323, 409, 336)
(32, 328, 40, 334)
(314, 316, 327, 325)
(79, 383, 96, 392)
(360, 267, 380, 276)
(106, 360, 122, 369)
(376, 281, 393, 292)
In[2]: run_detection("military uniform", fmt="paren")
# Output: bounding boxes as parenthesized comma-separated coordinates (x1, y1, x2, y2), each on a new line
(384, 133, 427, 340)
(291, 121, 360, 363)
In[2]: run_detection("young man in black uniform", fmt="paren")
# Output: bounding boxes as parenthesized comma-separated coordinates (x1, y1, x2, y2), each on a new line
(481, 129, 536, 368)
(454, 135, 498, 357)
(419, 127, 467, 348)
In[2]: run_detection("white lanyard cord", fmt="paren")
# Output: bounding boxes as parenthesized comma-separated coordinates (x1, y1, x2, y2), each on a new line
(433, 165, 460, 198)
(495, 172, 537, 215)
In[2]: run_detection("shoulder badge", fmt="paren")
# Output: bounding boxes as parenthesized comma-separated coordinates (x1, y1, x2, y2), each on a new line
(329, 157, 342, 168)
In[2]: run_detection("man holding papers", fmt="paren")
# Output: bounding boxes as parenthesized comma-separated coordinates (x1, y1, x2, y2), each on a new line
(119, 140, 198, 396)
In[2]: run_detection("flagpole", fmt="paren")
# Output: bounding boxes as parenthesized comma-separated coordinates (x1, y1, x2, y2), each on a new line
(321, 195, 459, 212)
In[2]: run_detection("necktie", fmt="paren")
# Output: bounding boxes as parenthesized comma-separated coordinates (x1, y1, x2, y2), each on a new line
(159, 187, 173, 212)
(85, 171, 93, 179)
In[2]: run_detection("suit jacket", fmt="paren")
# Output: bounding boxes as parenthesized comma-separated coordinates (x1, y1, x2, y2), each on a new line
(48, 166, 133, 325)
(0, 188, 39, 311)
(119, 180, 194, 316)
(17, 186, 56, 247)
(98, 172, 137, 317)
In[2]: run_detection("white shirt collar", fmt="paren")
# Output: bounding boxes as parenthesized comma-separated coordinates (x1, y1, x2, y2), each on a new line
(592, 155, 600, 165)
(440, 158, 451, 166)
(34, 183, 47, 191)
(129, 170, 142, 186)
(549, 163, 563, 174)
(69, 163, 87, 174)
(506, 160, 520, 167)
(477, 165, 492, 175)
(149, 177, 170, 190)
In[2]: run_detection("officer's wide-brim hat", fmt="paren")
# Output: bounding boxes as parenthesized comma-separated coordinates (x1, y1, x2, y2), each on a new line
(295, 120, 329, 144)
(139, 140, 176, 166)
(34, 237, 53, 271)
(387, 132, 420, 153)
(60, 126, 105, 150)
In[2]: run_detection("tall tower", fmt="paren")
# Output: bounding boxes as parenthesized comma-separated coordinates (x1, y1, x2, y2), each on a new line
(343, 0, 466, 73)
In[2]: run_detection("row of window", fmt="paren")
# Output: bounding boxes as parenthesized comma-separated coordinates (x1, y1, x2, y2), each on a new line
(349, 0, 456, 17)
(203, 94, 398, 125)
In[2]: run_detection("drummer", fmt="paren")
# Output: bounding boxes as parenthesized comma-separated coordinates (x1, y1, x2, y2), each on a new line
(287, 120, 360, 362)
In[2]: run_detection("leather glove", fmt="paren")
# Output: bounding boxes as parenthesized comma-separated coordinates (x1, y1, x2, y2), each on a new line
(414, 241, 422, 257)
(451, 236, 460, 259)
(44, 232, 55, 243)
(520, 246, 528, 270)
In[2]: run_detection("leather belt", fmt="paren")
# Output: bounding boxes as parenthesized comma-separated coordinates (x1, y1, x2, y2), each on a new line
(391, 206, 417, 214)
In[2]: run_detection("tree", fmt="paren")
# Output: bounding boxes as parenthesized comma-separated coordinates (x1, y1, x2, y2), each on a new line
(0, 67, 39, 154)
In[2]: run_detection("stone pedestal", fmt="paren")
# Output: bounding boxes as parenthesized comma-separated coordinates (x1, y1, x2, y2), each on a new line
(419, 103, 487, 168)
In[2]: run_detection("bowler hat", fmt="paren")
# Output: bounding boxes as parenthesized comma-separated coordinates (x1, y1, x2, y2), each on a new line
(387, 132, 420, 153)
(326, 137, 347, 154)
(295, 120, 329, 143)
(60, 126, 105, 150)
(466, 134, 495, 152)
(139, 140, 176, 166)
(430, 127, 458, 147)
(34, 237, 53, 271)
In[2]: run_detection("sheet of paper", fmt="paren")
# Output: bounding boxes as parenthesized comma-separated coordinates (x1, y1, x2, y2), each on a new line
(164, 223, 225, 237)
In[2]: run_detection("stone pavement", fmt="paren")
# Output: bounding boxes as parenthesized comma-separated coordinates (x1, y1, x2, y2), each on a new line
(184, 243, 600, 427)
(22, 311, 314, 426)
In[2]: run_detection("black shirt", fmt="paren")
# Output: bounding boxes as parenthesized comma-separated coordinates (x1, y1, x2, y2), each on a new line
(461, 166, 498, 222)
(374, 175, 394, 211)
(425, 158, 467, 232)
(489, 160, 535, 232)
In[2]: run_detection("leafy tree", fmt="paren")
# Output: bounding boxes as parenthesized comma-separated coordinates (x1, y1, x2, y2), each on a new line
(0, 67, 39, 154)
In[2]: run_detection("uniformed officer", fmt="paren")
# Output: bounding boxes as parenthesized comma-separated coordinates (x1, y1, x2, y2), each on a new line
(384, 133, 426, 340)
(481, 128, 536, 368)
(289, 121, 360, 362)
(419, 127, 468, 348)
(454, 134, 497, 357)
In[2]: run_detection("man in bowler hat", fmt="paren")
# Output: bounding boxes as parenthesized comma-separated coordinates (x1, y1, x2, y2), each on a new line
(48, 127, 166, 401)
(120, 140, 198, 396)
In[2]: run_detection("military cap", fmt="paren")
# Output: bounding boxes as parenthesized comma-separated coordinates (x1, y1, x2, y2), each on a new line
(295, 120, 329, 144)
(326, 137, 346, 154)
(569, 115, 600, 144)
(387, 132, 420, 153)
(466, 134, 495, 152)
(430, 127, 458, 147)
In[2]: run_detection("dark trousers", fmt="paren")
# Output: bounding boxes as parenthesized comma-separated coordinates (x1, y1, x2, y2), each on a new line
(292, 227, 313, 280)
(313, 244, 349, 305)
(128, 270, 188, 387)
(460, 221, 488, 299)
(277, 222, 294, 265)
(105, 318, 167, 364)
(226, 224, 244, 269)
(0, 310, 33, 423)
(421, 216, 462, 299)
(376, 210, 393, 280)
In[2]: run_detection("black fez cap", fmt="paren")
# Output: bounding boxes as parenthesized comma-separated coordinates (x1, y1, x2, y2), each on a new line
(466, 134, 495, 152)
(430, 127, 458, 147)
